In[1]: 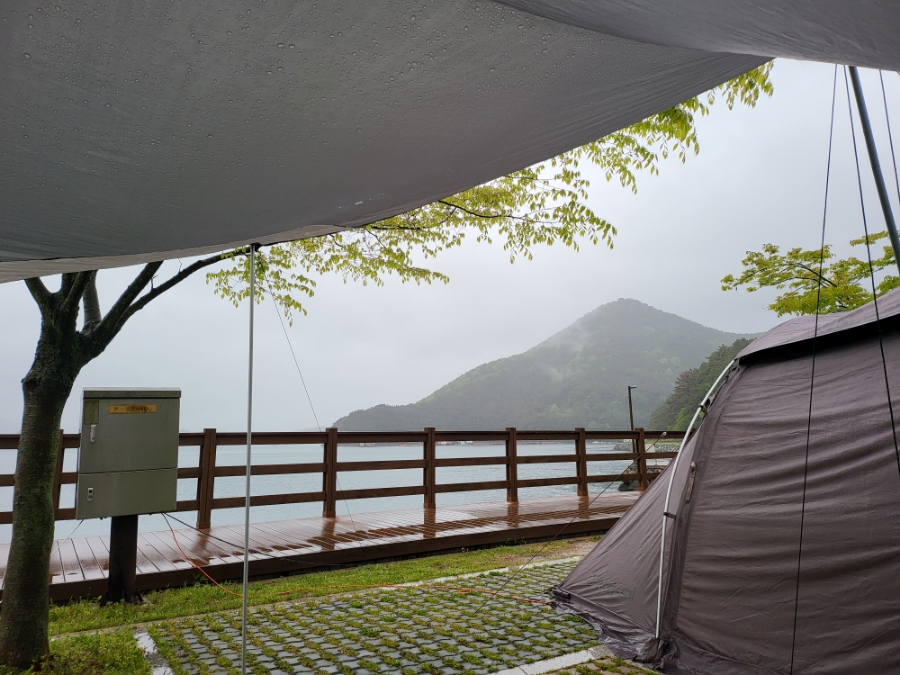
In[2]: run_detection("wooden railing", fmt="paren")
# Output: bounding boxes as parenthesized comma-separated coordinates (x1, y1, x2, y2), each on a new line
(0, 427, 685, 529)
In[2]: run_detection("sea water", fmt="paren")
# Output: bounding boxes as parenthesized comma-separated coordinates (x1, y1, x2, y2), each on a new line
(0, 442, 633, 543)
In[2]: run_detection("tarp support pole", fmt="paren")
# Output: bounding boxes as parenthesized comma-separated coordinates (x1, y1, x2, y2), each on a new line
(848, 66, 900, 276)
(241, 244, 258, 675)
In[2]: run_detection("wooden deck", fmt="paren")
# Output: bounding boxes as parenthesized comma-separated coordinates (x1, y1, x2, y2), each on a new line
(0, 493, 638, 601)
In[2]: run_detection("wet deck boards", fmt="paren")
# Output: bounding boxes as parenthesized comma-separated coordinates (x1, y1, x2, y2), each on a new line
(0, 493, 638, 601)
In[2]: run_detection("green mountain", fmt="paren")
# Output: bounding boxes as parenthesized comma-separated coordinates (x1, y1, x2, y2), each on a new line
(334, 299, 756, 430)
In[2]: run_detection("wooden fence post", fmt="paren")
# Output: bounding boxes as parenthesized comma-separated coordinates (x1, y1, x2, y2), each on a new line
(636, 427, 648, 491)
(196, 428, 217, 529)
(506, 427, 518, 503)
(424, 427, 436, 509)
(323, 427, 338, 517)
(52, 430, 65, 518)
(575, 427, 588, 497)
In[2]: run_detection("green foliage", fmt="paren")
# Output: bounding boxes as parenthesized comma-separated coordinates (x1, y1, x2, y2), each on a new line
(649, 338, 753, 431)
(0, 630, 151, 675)
(208, 65, 773, 321)
(336, 300, 754, 430)
(721, 231, 899, 316)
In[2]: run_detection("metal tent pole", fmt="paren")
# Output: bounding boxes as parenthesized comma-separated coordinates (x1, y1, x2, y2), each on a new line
(655, 360, 734, 640)
(241, 244, 257, 675)
(848, 66, 900, 275)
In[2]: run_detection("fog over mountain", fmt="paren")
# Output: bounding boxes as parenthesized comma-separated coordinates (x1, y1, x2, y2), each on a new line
(334, 299, 755, 430)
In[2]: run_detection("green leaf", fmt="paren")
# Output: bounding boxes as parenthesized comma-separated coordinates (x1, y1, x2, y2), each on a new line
(208, 64, 774, 318)
(721, 229, 899, 315)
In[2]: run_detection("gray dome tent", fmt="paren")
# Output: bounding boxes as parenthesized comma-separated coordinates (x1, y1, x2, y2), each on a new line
(554, 289, 900, 674)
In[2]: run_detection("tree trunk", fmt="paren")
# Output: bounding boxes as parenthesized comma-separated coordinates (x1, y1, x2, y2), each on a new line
(0, 320, 83, 668)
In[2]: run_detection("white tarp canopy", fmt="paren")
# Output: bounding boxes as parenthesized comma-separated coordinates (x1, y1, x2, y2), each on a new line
(2, 1, 899, 282)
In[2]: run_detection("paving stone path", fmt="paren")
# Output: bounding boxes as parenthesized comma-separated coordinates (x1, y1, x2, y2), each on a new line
(148, 561, 603, 675)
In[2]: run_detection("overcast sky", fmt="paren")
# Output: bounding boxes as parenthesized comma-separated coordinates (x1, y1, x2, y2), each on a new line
(2, 60, 900, 434)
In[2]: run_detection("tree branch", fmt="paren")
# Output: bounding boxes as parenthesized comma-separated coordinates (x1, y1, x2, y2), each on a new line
(118, 250, 242, 324)
(793, 263, 838, 287)
(59, 272, 96, 321)
(81, 272, 102, 332)
(437, 200, 508, 220)
(59, 273, 78, 299)
(92, 262, 164, 342)
(23, 278, 53, 314)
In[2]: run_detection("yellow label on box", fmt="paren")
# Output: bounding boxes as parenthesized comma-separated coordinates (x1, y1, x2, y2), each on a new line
(108, 404, 157, 414)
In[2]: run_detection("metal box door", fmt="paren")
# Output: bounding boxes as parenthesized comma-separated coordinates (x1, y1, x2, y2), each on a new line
(79, 391, 179, 474)
(75, 469, 178, 519)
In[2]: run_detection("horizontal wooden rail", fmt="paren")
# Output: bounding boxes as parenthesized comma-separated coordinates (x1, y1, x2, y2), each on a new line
(435, 456, 507, 467)
(584, 452, 638, 462)
(0, 426, 688, 526)
(434, 431, 511, 443)
(336, 459, 427, 472)
(212, 431, 327, 446)
(587, 473, 640, 483)
(213, 463, 325, 477)
(518, 476, 580, 489)
(436, 480, 508, 494)
(338, 485, 426, 500)
(337, 431, 428, 444)
(212, 492, 326, 509)
(516, 454, 577, 465)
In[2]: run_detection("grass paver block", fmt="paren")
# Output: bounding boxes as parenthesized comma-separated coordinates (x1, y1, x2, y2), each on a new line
(151, 561, 600, 674)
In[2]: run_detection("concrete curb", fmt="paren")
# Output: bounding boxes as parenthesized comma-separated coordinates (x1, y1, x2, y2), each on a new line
(493, 645, 613, 675)
(398, 557, 582, 587)
(134, 629, 174, 675)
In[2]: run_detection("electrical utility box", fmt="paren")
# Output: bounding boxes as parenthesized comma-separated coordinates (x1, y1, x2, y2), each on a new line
(75, 388, 180, 519)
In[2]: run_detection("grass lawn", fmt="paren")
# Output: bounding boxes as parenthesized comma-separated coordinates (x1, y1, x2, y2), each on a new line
(0, 631, 151, 675)
(50, 535, 598, 636)
(1, 536, 600, 674)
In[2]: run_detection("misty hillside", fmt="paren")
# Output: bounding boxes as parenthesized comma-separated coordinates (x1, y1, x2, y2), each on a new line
(334, 299, 755, 430)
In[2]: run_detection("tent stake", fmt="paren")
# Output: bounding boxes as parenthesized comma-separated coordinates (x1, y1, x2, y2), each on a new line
(848, 66, 900, 276)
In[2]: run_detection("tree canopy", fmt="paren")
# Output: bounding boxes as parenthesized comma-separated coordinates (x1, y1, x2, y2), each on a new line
(208, 64, 774, 321)
(721, 230, 898, 316)
(649, 337, 754, 430)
